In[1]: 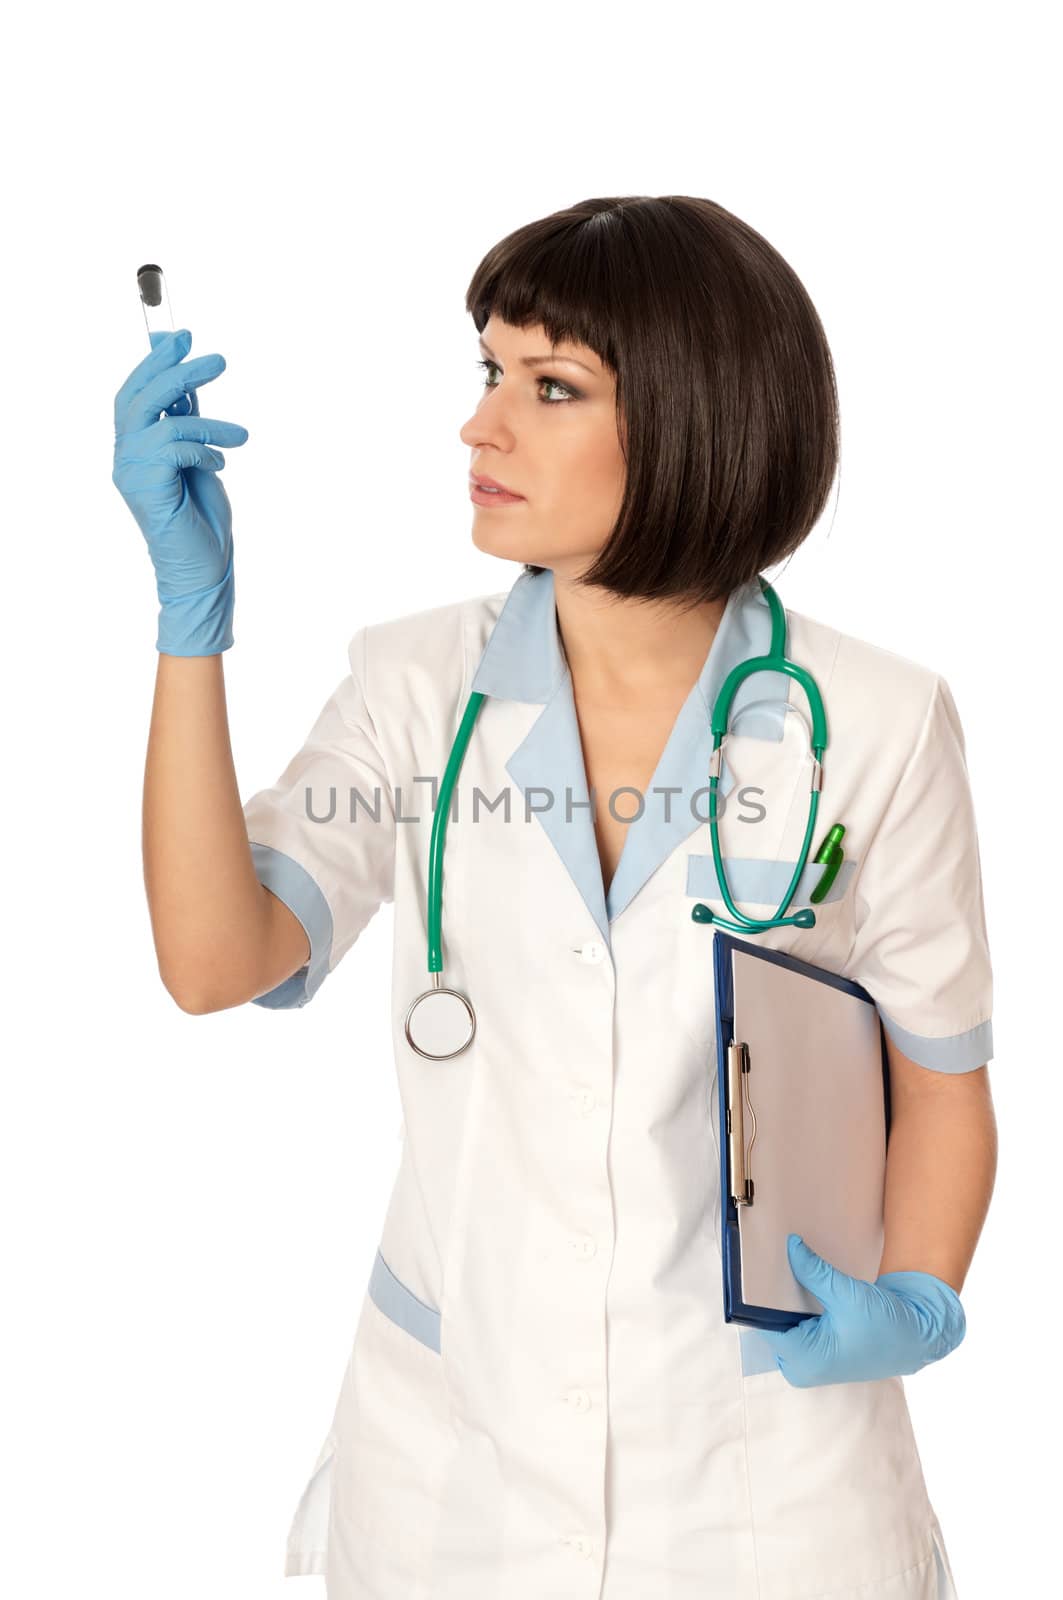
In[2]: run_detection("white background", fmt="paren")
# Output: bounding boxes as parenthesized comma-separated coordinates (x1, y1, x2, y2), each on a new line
(2, 1, 1058, 1594)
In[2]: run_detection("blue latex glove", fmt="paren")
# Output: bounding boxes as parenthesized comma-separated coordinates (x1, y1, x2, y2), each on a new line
(755, 1234, 966, 1388)
(112, 328, 250, 655)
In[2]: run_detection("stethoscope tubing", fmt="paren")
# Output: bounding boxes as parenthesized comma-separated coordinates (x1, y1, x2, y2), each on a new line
(427, 688, 486, 973)
(411, 576, 829, 1057)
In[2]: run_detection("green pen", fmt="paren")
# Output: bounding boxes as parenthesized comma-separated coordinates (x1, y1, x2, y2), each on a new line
(808, 823, 846, 904)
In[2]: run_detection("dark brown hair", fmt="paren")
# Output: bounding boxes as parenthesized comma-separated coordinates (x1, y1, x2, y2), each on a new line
(464, 195, 840, 612)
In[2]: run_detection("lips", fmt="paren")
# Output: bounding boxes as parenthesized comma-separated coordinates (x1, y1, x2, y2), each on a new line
(470, 472, 522, 497)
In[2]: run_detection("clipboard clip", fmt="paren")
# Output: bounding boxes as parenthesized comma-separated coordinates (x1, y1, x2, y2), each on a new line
(726, 1039, 757, 1206)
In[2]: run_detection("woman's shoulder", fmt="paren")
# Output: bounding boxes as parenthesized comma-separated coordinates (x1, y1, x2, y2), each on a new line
(342, 587, 510, 704)
(784, 596, 949, 734)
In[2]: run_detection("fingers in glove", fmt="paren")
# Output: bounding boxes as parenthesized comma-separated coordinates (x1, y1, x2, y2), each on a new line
(113, 413, 249, 478)
(114, 330, 236, 435)
(111, 438, 227, 487)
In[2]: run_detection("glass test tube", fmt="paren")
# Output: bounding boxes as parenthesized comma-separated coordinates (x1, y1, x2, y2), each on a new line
(136, 262, 191, 413)
(137, 263, 176, 348)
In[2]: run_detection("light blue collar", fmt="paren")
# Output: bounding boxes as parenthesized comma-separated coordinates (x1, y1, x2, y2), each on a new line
(469, 566, 789, 943)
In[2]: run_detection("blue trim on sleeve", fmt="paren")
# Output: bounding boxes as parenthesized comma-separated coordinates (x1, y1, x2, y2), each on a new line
(248, 841, 334, 1009)
(878, 1009, 993, 1073)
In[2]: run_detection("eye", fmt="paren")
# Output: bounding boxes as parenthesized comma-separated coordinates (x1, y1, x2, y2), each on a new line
(474, 358, 579, 404)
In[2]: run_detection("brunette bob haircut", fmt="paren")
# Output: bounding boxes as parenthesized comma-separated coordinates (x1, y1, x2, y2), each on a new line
(464, 195, 840, 611)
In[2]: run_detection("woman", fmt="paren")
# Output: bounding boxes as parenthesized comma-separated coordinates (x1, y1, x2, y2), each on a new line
(113, 195, 996, 1599)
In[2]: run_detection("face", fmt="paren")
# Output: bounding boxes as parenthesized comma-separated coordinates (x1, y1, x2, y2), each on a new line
(458, 316, 626, 578)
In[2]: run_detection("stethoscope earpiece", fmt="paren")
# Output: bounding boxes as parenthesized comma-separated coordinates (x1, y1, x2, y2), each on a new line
(691, 901, 817, 933)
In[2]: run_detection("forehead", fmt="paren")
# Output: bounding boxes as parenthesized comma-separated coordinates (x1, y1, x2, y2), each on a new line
(479, 315, 604, 373)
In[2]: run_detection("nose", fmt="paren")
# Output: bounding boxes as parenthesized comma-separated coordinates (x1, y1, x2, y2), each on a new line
(458, 381, 516, 451)
(459, 413, 508, 451)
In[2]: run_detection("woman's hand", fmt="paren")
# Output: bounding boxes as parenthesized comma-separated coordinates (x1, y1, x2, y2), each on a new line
(112, 328, 250, 655)
(755, 1234, 966, 1388)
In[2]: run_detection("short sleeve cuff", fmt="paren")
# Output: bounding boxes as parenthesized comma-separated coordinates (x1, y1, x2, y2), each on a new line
(249, 842, 334, 1009)
(878, 1007, 994, 1074)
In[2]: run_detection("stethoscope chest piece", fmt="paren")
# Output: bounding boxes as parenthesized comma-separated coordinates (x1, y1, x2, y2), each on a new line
(404, 981, 476, 1061)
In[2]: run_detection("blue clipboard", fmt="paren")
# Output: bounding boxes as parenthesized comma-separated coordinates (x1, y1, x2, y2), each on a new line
(712, 931, 892, 1332)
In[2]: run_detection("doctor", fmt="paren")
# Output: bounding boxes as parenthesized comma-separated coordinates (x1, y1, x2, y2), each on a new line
(117, 194, 997, 1599)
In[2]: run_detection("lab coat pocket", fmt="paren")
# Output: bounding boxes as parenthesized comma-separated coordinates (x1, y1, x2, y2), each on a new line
(325, 1252, 455, 1595)
(685, 853, 858, 910)
(738, 1325, 785, 1380)
(739, 1372, 942, 1598)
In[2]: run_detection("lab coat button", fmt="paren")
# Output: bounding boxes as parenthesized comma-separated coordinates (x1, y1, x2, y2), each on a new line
(570, 1233, 597, 1259)
(569, 1086, 596, 1115)
(576, 940, 605, 964)
(564, 1387, 592, 1411)
(561, 1533, 595, 1558)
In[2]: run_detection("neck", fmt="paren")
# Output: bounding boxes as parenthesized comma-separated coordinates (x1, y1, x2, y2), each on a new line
(551, 570, 728, 707)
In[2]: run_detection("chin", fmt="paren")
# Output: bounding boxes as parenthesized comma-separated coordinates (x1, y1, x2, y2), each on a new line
(471, 524, 540, 563)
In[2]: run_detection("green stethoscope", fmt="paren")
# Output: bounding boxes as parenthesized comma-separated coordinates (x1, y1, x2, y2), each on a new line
(404, 576, 845, 1061)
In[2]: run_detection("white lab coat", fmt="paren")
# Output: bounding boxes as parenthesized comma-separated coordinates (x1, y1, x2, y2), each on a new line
(241, 567, 992, 1598)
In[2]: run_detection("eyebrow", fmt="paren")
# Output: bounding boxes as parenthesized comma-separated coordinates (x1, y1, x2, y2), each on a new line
(477, 336, 597, 376)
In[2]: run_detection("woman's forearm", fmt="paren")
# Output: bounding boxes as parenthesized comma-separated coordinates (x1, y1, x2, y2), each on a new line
(143, 652, 308, 1012)
(876, 1070, 998, 1293)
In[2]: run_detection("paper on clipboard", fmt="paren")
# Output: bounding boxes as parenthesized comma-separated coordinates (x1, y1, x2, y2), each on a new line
(729, 945, 888, 1318)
